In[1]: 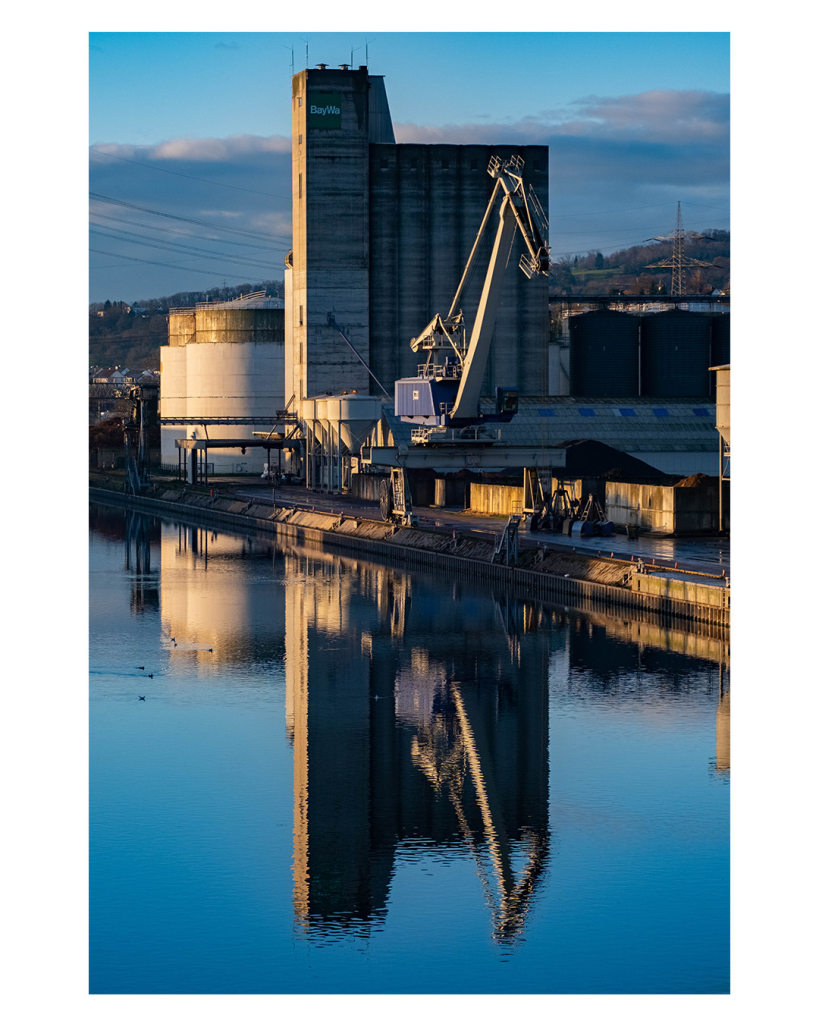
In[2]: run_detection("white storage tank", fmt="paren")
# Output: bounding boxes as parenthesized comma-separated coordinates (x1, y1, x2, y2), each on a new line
(159, 344, 188, 470)
(159, 296, 285, 475)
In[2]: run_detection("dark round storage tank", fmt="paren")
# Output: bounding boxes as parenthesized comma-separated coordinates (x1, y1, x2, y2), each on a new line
(711, 312, 730, 366)
(640, 310, 712, 396)
(569, 309, 640, 396)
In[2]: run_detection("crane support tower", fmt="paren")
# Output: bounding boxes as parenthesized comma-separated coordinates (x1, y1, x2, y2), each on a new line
(363, 155, 566, 527)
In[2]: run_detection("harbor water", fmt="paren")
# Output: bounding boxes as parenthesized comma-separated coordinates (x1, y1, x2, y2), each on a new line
(89, 503, 729, 994)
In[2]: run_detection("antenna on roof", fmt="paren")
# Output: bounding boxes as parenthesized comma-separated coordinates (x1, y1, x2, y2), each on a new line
(299, 35, 309, 67)
(283, 43, 294, 77)
(365, 37, 374, 65)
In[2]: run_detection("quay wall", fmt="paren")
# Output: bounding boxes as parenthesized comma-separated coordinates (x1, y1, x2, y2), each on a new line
(89, 486, 729, 630)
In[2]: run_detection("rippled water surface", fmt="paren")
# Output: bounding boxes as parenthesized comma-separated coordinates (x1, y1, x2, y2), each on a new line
(89, 504, 729, 994)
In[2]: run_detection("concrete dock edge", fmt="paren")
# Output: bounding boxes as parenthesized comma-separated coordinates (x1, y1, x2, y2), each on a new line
(89, 487, 729, 631)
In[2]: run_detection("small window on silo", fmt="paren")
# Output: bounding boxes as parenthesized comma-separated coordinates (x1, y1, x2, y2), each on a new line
(298, 173, 302, 199)
(299, 305, 304, 326)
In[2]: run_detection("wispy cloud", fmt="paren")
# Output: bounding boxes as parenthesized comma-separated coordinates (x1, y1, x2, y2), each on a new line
(394, 89, 729, 242)
(93, 134, 291, 163)
(395, 90, 728, 147)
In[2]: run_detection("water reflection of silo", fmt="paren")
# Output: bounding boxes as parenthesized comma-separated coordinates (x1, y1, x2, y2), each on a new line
(567, 618, 640, 680)
(716, 681, 730, 772)
(285, 549, 550, 944)
(286, 552, 398, 933)
(159, 525, 284, 664)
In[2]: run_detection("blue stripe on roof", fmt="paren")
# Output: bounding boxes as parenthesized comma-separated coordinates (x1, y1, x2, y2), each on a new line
(692, 408, 710, 416)
(619, 408, 636, 417)
(537, 408, 556, 417)
(579, 408, 596, 416)
(652, 408, 669, 417)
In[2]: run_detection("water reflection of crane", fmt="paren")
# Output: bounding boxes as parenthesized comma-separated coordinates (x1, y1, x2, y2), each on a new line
(411, 677, 549, 944)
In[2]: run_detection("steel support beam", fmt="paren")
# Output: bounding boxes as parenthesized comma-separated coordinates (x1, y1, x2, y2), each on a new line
(362, 445, 566, 470)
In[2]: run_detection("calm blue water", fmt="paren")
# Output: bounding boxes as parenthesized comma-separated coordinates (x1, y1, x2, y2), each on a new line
(89, 504, 729, 994)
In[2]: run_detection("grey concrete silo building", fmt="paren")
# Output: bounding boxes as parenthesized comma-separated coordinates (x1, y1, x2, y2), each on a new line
(288, 66, 550, 408)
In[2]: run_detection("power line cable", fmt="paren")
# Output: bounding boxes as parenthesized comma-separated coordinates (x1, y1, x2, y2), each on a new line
(89, 248, 276, 281)
(89, 210, 285, 252)
(89, 191, 288, 244)
(89, 146, 291, 200)
(89, 226, 280, 269)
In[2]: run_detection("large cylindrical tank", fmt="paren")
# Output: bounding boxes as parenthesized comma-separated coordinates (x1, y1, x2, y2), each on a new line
(159, 345, 187, 469)
(569, 309, 640, 396)
(640, 310, 712, 396)
(192, 307, 283, 346)
(168, 310, 196, 347)
(184, 307, 285, 473)
(711, 312, 730, 367)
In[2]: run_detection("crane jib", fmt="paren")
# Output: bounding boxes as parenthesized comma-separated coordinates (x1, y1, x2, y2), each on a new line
(396, 154, 549, 430)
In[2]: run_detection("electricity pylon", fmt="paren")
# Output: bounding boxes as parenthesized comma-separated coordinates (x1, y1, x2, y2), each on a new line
(645, 202, 713, 295)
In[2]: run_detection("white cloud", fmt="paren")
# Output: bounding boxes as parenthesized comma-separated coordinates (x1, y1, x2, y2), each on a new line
(93, 134, 292, 163)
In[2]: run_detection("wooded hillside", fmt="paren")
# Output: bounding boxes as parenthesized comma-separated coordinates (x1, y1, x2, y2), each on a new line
(549, 231, 729, 296)
(89, 229, 730, 371)
(89, 280, 284, 369)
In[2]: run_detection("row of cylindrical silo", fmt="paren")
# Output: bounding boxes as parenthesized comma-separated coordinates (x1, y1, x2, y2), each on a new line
(568, 309, 730, 397)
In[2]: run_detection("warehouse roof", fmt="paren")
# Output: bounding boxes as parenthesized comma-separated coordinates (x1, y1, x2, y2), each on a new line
(382, 396, 718, 455)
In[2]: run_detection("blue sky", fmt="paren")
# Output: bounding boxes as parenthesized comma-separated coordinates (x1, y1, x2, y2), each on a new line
(89, 32, 730, 302)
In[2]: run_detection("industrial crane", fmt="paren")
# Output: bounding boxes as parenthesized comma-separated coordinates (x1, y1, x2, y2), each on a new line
(395, 154, 550, 430)
(363, 154, 565, 528)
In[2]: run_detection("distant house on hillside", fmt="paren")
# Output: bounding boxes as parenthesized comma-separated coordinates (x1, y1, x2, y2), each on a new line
(134, 369, 160, 385)
(92, 367, 129, 385)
